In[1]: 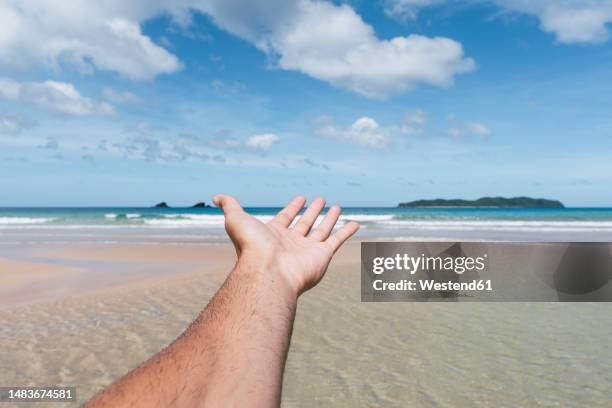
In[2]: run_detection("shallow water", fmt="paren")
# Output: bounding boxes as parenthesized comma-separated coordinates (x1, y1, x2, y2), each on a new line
(283, 265, 612, 407)
(1, 258, 609, 407)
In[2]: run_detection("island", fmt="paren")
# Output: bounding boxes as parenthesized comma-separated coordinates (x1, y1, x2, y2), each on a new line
(398, 196, 564, 208)
(192, 202, 211, 208)
(153, 202, 170, 208)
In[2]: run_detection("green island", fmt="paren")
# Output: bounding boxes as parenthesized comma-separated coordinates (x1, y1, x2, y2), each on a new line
(398, 196, 564, 208)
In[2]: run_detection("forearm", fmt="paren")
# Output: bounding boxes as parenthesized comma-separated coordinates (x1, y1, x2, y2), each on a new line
(86, 256, 298, 407)
(196, 256, 298, 405)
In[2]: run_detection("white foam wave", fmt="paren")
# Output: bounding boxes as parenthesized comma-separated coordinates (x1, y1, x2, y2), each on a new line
(339, 214, 394, 222)
(105, 213, 141, 219)
(4, 212, 612, 233)
(102, 213, 612, 232)
(0, 217, 57, 225)
(145, 214, 275, 227)
(143, 214, 364, 228)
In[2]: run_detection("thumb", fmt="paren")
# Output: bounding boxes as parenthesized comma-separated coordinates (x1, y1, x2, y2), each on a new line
(213, 194, 245, 256)
(213, 194, 244, 216)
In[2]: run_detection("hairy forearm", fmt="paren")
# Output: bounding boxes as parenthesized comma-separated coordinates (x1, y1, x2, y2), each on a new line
(86, 256, 298, 407)
(196, 256, 298, 405)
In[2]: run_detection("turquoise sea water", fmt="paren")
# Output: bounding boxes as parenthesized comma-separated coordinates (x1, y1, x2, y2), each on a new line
(2, 207, 612, 243)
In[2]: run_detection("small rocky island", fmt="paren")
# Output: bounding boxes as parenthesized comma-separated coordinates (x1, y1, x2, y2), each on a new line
(152, 202, 212, 208)
(398, 196, 564, 208)
(192, 202, 211, 208)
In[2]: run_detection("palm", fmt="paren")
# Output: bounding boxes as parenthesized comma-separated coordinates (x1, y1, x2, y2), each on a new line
(267, 223, 336, 290)
(214, 195, 359, 295)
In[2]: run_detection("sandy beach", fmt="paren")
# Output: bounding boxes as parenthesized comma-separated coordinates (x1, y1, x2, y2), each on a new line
(1, 240, 611, 407)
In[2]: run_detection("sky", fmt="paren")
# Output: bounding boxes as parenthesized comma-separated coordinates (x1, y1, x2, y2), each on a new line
(1, 0, 612, 207)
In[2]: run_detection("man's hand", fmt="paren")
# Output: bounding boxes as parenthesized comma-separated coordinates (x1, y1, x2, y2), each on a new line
(86, 194, 358, 408)
(213, 195, 359, 296)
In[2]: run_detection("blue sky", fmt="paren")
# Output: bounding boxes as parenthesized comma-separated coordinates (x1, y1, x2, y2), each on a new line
(1, 0, 612, 206)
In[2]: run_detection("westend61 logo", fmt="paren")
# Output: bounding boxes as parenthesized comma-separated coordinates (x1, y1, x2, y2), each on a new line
(372, 253, 487, 275)
(361, 242, 612, 302)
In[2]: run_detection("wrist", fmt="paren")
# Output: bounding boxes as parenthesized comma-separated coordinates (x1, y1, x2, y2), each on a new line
(234, 252, 299, 303)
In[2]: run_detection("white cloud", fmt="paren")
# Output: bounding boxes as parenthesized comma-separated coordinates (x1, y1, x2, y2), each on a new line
(0, 78, 112, 115)
(98, 102, 116, 115)
(0, 1, 182, 80)
(0, 1, 473, 97)
(117, 127, 212, 163)
(405, 108, 427, 125)
(209, 131, 242, 150)
(103, 88, 140, 104)
(164, 131, 279, 160)
(466, 122, 491, 137)
(209, 131, 280, 153)
(448, 121, 491, 138)
(209, 132, 242, 150)
(0, 114, 33, 136)
(4, 0, 609, 106)
(448, 127, 463, 138)
(497, 1, 612, 44)
(0, 117, 21, 135)
(172, 134, 210, 161)
(246, 133, 280, 151)
(383, 0, 445, 21)
(384, 0, 612, 44)
(38, 136, 59, 150)
(315, 116, 391, 149)
(198, 0, 474, 98)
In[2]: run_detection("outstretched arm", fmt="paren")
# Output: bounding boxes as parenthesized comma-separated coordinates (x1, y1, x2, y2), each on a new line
(85, 195, 359, 407)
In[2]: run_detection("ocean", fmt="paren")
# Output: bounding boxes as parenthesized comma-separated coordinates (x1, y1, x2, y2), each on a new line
(2, 207, 612, 244)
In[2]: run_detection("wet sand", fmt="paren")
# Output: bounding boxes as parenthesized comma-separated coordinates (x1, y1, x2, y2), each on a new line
(0, 241, 611, 407)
